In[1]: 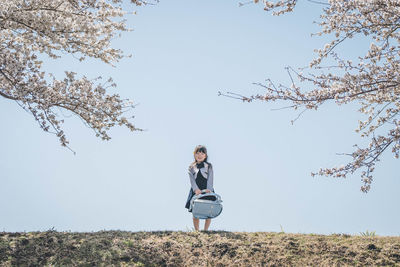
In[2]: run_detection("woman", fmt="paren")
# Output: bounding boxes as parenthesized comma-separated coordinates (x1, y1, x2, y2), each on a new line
(185, 145, 214, 231)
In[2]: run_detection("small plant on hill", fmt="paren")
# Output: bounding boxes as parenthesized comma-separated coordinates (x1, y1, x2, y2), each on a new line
(360, 230, 376, 237)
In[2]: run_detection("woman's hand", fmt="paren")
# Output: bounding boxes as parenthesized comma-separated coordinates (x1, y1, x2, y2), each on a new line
(205, 189, 211, 193)
(195, 189, 201, 195)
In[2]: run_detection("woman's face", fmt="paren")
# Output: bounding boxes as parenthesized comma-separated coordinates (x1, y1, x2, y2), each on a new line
(195, 151, 206, 163)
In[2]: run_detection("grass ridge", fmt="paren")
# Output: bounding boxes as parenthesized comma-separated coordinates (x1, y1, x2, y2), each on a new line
(1, 230, 400, 266)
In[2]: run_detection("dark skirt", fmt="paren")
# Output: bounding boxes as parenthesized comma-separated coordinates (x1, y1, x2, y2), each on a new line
(185, 189, 195, 210)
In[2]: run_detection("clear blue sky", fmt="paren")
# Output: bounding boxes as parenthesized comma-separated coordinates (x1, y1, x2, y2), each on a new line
(1, 0, 399, 235)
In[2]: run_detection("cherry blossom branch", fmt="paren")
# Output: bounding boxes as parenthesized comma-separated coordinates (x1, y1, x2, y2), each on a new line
(0, 0, 144, 151)
(220, 0, 400, 192)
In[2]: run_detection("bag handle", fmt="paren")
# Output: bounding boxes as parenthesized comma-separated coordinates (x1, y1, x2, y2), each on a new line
(191, 190, 222, 202)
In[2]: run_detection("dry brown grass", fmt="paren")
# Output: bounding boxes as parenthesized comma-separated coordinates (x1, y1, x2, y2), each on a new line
(1, 230, 400, 266)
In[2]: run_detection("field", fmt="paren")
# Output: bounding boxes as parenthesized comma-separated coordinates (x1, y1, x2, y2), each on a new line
(1, 230, 400, 266)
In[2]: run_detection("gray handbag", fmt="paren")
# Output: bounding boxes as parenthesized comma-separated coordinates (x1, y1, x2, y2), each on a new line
(189, 189, 223, 219)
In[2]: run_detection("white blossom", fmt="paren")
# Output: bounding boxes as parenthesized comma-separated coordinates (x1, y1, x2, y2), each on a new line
(227, 0, 400, 192)
(0, 0, 155, 151)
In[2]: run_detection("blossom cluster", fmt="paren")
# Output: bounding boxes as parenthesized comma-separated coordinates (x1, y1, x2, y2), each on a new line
(242, 0, 400, 192)
(0, 0, 146, 151)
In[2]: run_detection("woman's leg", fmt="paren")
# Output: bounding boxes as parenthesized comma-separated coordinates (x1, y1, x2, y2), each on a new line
(204, 219, 211, 231)
(193, 217, 200, 231)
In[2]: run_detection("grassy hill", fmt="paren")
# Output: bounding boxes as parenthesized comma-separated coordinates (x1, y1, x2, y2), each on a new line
(1, 230, 400, 266)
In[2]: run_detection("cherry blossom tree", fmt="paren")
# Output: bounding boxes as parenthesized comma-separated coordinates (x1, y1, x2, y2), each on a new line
(0, 0, 152, 152)
(222, 0, 400, 192)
